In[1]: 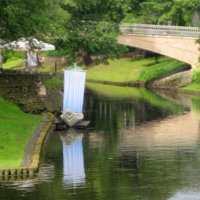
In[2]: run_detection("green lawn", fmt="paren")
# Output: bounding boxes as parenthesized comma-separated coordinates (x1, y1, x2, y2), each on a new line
(0, 98, 42, 168)
(2, 60, 24, 69)
(86, 57, 172, 82)
(181, 83, 200, 91)
(3, 56, 200, 91)
(2, 57, 170, 83)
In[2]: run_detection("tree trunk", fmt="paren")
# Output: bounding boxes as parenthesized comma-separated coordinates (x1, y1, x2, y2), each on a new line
(155, 56, 158, 63)
(81, 49, 93, 66)
(0, 50, 2, 72)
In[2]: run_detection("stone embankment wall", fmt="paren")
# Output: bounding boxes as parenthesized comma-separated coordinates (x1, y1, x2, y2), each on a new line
(149, 70, 192, 90)
(0, 72, 63, 114)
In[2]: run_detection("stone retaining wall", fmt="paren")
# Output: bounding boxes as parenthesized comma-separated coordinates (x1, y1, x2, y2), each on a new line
(149, 70, 192, 90)
(0, 72, 63, 114)
(86, 79, 146, 87)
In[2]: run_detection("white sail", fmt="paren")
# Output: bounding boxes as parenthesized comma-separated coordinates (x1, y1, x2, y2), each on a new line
(63, 70, 86, 113)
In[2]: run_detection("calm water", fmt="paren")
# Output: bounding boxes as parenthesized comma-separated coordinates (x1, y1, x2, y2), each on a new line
(1, 83, 200, 200)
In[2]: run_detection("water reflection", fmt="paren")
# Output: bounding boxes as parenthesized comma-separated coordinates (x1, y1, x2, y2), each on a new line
(119, 110, 199, 151)
(2, 84, 200, 200)
(84, 83, 189, 129)
(1, 164, 55, 192)
(60, 128, 86, 189)
(84, 84, 200, 199)
(168, 191, 200, 200)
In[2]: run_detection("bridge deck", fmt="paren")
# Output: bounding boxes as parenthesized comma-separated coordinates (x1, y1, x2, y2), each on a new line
(120, 23, 200, 38)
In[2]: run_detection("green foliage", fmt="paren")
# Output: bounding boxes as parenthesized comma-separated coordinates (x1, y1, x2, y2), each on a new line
(86, 57, 170, 82)
(19, 100, 26, 105)
(2, 51, 25, 61)
(0, 0, 68, 43)
(62, 0, 132, 23)
(196, 38, 200, 48)
(43, 75, 63, 90)
(40, 49, 70, 57)
(192, 68, 200, 84)
(138, 60, 189, 82)
(57, 21, 128, 66)
(140, 0, 199, 25)
(56, 0, 133, 66)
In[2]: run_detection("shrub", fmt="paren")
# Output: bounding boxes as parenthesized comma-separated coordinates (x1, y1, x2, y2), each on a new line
(138, 60, 189, 82)
(192, 68, 200, 84)
(2, 51, 24, 61)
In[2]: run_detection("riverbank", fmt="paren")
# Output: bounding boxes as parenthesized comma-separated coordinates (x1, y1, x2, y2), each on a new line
(0, 98, 43, 168)
(0, 112, 54, 180)
(0, 98, 54, 179)
(38, 56, 200, 93)
(3, 56, 200, 93)
(0, 56, 200, 178)
(3, 57, 200, 94)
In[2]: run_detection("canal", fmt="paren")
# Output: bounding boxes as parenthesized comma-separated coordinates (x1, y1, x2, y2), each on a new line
(1, 83, 200, 200)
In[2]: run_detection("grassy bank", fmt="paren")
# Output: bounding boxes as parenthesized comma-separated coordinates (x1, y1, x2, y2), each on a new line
(1, 56, 181, 82)
(85, 57, 166, 82)
(3, 56, 200, 91)
(0, 98, 42, 168)
(3, 60, 24, 69)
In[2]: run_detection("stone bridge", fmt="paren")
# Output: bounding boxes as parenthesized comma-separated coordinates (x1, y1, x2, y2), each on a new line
(118, 23, 200, 67)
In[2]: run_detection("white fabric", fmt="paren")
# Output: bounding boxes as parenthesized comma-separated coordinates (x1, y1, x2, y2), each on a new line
(27, 52, 38, 66)
(0, 38, 55, 51)
(63, 70, 86, 113)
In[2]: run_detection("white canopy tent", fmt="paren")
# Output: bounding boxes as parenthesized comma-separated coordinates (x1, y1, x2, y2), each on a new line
(0, 37, 55, 70)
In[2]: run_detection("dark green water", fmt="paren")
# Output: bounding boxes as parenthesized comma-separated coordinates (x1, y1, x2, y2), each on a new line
(1, 83, 200, 200)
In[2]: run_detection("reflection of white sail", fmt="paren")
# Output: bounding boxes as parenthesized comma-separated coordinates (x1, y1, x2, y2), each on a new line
(61, 129, 85, 188)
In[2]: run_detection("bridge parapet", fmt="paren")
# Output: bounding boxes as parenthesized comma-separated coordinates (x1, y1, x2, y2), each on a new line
(120, 23, 200, 38)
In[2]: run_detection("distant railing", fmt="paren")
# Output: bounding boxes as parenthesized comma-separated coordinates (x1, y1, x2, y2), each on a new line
(119, 23, 200, 38)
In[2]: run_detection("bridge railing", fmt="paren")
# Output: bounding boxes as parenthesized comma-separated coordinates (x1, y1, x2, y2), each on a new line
(120, 23, 200, 38)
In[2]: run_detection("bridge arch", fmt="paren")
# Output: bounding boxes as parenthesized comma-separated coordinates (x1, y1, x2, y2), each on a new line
(118, 35, 199, 67)
(118, 24, 200, 67)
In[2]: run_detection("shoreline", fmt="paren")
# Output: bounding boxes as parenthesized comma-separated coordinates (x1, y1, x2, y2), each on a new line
(86, 79, 200, 96)
(1, 72, 199, 181)
(0, 112, 54, 181)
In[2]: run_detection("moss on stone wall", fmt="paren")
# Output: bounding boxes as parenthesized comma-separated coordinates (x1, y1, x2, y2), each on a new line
(0, 73, 63, 114)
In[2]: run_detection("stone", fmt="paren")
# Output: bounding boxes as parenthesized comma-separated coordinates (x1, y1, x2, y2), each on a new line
(60, 109, 83, 127)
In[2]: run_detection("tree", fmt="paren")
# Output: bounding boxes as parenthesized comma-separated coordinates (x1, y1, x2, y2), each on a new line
(0, 0, 68, 71)
(195, 37, 200, 63)
(140, 0, 199, 26)
(0, 0, 68, 44)
(56, 0, 132, 66)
